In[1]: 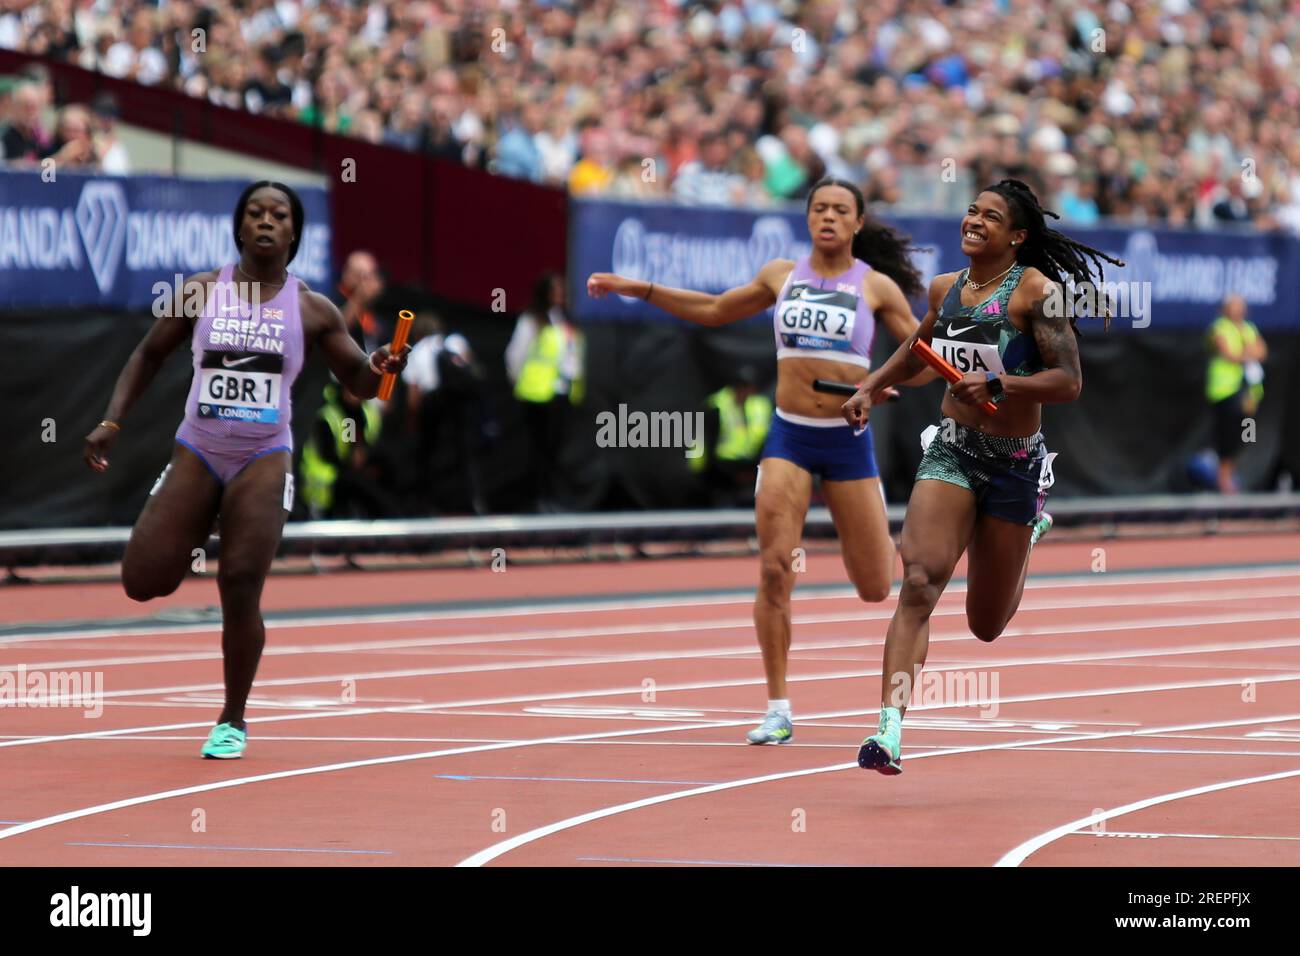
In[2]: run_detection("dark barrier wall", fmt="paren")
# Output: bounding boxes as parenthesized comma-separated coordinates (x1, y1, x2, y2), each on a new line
(3, 305, 1296, 529)
(0, 51, 566, 312)
(563, 197, 1298, 504)
(573, 320, 1300, 505)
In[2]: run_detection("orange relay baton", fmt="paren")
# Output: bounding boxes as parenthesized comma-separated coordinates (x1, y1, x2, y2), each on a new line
(378, 309, 414, 401)
(911, 337, 998, 415)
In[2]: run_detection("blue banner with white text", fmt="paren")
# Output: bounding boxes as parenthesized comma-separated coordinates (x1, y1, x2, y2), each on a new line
(571, 197, 1298, 331)
(0, 171, 332, 310)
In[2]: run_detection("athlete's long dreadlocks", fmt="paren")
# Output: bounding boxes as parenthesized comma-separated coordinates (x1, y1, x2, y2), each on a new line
(984, 179, 1126, 332)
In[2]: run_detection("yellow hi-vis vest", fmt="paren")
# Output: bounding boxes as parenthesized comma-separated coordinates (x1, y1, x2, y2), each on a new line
(690, 387, 773, 472)
(1206, 317, 1263, 404)
(514, 323, 585, 405)
(300, 389, 382, 514)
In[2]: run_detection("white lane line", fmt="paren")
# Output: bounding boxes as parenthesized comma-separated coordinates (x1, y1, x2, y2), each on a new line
(5, 704, 1300, 855)
(994, 769, 1300, 866)
(8, 581, 1300, 673)
(22, 735, 1300, 759)
(1070, 831, 1300, 842)
(0, 705, 903, 845)
(6, 565, 1298, 644)
(12, 607, 1300, 709)
(453, 711, 1300, 867)
(6, 641, 1300, 753)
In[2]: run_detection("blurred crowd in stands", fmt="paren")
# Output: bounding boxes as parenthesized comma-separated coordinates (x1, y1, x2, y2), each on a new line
(2, 0, 1299, 231)
(0, 63, 130, 171)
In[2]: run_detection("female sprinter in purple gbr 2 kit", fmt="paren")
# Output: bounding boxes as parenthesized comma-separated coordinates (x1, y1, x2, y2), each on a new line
(588, 177, 932, 746)
(83, 181, 410, 760)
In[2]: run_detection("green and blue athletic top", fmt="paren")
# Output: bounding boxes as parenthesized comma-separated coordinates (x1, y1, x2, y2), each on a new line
(930, 263, 1043, 378)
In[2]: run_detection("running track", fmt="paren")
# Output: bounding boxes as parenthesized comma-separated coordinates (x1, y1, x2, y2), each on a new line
(1, 533, 1298, 867)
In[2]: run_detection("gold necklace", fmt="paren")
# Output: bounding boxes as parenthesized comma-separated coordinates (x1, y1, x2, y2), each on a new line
(965, 262, 1014, 292)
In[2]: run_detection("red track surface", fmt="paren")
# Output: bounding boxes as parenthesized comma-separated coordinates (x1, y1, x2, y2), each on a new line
(2, 533, 1299, 867)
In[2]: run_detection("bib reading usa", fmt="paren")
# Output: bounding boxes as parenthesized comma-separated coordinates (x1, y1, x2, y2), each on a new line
(932, 337, 1006, 376)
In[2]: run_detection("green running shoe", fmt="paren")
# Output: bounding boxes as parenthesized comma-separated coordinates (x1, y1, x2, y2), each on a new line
(201, 722, 247, 759)
(746, 712, 793, 745)
(857, 707, 902, 775)
(1030, 511, 1053, 547)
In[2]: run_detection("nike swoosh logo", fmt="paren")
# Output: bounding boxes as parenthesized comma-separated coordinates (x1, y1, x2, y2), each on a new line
(222, 355, 258, 368)
(946, 324, 977, 336)
(798, 290, 843, 301)
(220, 306, 240, 313)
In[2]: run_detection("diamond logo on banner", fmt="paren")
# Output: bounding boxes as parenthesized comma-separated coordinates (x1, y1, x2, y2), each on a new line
(75, 181, 129, 295)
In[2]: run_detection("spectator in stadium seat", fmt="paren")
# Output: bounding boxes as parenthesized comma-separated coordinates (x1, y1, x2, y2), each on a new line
(1, 84, 50, 165)
(568, 123, 616, 196)
(90, 92, 130, 175)
(299, 69, 352, 133)
(27, 0, 79, 61)
(762, 125, 826, 201)
(536, 111, 579, 185)
(1211, 177, 1253, 225)
(350, 109, 386, 145)
(383, 91, 429, 152)
(609, 154, 663, 200)
(103, 9, 168, 86)
(734, 147, 774, 207)
(42, 104, 101, 171)
(243, 49, 295, 118)
(494, 102, 544, 182)
(673, 131, 744, 206)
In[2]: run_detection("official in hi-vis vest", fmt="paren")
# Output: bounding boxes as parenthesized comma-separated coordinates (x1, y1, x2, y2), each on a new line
(690, 368, 774, 506)
(300, 381, 386, 518)
(506, 272, 585, 512)
(1206, 294, 1267, 494)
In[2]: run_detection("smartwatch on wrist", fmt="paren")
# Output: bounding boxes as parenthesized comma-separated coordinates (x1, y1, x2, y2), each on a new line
(985, 371, 1005, 404)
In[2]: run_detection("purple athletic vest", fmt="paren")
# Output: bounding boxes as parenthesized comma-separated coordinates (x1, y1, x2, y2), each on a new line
(773, 257, 875, 368)
(177, 263, 305, 449)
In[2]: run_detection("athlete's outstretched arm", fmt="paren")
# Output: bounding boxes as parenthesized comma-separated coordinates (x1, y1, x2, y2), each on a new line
(306, 292, 410, 400)
(586, 259, 789, 327)
(999, 273, 1082, 404)
(84, 271, 215, 472)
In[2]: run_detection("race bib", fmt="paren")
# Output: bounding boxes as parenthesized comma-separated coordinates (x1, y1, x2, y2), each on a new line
(197, 351, 283, 424)
(931, 337, 1006, 376)
(1038, 451, 1058, 492)
(777, 285, 857, 353)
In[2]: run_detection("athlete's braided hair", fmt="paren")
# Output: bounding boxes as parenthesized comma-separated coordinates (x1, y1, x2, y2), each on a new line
(806, 177, 924, 299)
(983, 178, 1125, 332)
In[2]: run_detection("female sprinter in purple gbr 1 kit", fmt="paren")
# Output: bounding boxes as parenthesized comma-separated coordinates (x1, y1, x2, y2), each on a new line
(83, 181, 410, 760)
(843, 179, 1124, 775)
(588, 177, 933, 746)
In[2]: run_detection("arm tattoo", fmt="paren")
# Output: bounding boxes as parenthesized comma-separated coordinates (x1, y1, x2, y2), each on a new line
(1030, 294, 1081, 380)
